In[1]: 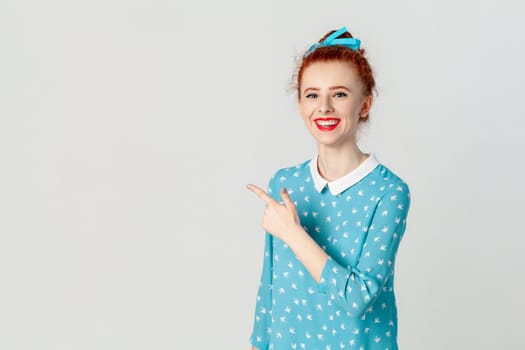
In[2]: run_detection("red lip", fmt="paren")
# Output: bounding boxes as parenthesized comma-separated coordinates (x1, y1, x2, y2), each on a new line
(313, 118, 340, 131)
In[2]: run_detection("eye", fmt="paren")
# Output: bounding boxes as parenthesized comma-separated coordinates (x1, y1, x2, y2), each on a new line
(305, 93, 318, 99)
(334, 91, 348, 98)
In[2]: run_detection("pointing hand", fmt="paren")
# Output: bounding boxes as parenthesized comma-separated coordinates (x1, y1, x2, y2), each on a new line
(246, 184, 301, 242)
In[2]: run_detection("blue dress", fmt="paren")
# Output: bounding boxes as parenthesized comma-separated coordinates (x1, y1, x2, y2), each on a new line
(250, 154, 411, 350)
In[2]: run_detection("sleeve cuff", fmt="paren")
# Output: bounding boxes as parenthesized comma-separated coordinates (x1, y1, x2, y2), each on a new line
(318, 257, 336, 294)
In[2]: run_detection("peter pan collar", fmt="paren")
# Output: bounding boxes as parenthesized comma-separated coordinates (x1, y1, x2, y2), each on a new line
(310, 153, 380, 195)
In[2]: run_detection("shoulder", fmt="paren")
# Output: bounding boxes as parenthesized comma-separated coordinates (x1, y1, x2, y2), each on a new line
(271, 158, 312, 178)
(374, 163, 410, 193)
(372, 162, 411, 209)
(267, 159, 312, 193)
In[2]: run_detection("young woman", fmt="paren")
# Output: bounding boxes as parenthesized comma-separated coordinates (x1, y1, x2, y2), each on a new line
(247, 27, 411, 350)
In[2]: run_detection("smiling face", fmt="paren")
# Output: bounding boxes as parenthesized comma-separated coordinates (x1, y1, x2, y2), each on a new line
(298, 61, 372, 150)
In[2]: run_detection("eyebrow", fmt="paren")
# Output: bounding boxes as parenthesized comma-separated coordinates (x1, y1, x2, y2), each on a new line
(303, 86, 351, 93)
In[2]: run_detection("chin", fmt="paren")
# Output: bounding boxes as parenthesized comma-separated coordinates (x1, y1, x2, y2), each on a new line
(314, 137, 343, 147)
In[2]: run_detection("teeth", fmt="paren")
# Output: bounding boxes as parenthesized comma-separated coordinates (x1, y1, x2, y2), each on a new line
(316, 120, 338, 126)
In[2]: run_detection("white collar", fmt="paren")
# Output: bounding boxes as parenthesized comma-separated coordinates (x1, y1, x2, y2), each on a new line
(310, 153, 380, 195)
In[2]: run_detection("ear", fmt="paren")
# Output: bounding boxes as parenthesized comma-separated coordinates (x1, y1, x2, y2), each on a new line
(359, 94, 373, 119)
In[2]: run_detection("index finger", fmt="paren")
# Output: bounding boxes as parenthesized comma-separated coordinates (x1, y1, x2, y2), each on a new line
(246, 184, 276, 206)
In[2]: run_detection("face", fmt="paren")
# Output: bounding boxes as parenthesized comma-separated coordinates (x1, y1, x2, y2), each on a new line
(298, 61, 372, 149)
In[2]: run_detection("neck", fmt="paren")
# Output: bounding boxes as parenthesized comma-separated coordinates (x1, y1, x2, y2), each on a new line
(316, 143, 368, 182)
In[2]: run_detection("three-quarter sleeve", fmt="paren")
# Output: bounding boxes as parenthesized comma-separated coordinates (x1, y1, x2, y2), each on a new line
(250, 177, 277, 349)
(317, 183, 411, 318)
(249, 232, 274, 349)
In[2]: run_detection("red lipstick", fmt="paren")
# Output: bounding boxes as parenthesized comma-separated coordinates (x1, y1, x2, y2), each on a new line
(313, 118, 340, 131)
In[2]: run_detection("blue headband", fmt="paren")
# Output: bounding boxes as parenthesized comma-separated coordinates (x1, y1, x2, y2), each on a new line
(304, 27, 361, 57)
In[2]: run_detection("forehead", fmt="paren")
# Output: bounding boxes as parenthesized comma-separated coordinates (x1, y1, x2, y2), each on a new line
(301, 61, 361, 89)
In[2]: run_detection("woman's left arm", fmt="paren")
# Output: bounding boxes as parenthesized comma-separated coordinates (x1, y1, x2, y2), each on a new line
(316, 184, 411, 317)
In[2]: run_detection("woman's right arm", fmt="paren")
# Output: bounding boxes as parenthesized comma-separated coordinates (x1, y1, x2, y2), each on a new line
(249, 233, 273, 350)
(249, 177, 278, 350)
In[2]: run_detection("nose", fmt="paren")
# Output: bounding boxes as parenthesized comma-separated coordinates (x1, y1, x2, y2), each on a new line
(318, 96, 334, 114)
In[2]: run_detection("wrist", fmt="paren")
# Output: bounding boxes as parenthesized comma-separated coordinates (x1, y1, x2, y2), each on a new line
(282, 223, 305, 244)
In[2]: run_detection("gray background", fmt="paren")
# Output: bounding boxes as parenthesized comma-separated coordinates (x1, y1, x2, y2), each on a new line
(1, 0, 524, 349)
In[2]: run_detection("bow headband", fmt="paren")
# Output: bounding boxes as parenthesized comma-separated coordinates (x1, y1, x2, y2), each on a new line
(304, 27, 361, 57)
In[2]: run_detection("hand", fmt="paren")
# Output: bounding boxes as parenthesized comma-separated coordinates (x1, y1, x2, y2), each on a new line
(246, 184, 301, 243)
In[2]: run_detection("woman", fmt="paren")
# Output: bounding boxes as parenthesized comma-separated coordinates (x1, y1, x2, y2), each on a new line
(247, 27, 411, 350)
